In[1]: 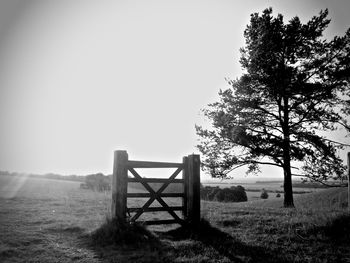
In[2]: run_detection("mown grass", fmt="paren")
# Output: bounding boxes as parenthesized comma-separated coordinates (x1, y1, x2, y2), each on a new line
(0, 175, 349, 262)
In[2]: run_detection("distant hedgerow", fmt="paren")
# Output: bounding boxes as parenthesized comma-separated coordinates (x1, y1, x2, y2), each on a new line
(200, 185, 247, 202)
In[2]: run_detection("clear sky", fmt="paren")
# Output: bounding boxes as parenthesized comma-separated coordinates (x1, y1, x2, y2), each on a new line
(0, 0, 349, 178)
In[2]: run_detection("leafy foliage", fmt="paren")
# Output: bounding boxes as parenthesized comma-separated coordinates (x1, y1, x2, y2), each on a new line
(260, 189, 269, 199)
(196, 8, 350, 207)
(201, 185, 248, 202)
(82, 173, 111, 191)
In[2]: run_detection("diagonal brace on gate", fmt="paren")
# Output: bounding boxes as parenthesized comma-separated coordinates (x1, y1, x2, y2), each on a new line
(128, 167, 183, 223)
(111, 150, 200, 226)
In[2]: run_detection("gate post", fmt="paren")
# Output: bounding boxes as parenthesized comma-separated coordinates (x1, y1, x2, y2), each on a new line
(347, 152, 350, 212)
(112, 150, 128, 222)
(187, 154, 200, 225)
(182, 156, 188, 220)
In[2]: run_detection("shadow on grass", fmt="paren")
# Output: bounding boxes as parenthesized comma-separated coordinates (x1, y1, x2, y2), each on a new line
(78, 214, 350, 263)
(79, 217, 293, 262)
(79, 218, 168, 263)
(90, 217, 159, 248)
(308, 213, 350, 244)
(157, 218, 289, 263)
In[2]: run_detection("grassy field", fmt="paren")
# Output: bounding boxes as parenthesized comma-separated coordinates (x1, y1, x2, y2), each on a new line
(0, 175, 349, 262)
(204, 181, 321, 201)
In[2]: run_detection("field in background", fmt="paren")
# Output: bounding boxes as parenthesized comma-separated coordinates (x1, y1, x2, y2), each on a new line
(203, 181, 319, 201)
(0, 175, 349, 262)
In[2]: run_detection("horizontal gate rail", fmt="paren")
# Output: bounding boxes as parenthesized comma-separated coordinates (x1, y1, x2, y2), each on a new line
(140, 219, 185, 225)
(127, 166, 183, 224)
(127, 206, 184, 213)
(127, 193, 184, 198)
(128, 178, 184, 183)
(127, 160, 183, 168)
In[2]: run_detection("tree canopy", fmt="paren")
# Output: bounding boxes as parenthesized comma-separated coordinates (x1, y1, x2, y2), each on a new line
(196, 8, 350, 207)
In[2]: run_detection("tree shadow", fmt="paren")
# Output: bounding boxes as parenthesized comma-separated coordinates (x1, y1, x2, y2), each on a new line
(157, 219, 290, 263)
(79, 233, 167, 263)
(77, 218, 293, 262)
(77, 218, 169, 263)
(307, 213, 350, 245)
(76, 214, 350, 262)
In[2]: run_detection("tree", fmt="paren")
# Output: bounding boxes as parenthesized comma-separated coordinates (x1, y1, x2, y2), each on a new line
(260, 189, 269, 199)
(196, 8, 350, 207)
(85, 173, 111, 191)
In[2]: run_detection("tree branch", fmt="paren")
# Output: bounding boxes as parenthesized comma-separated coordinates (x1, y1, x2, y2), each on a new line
(302, 43, 346, 84)
(256, 105, 282, 122)
(322, 137, 350, 147)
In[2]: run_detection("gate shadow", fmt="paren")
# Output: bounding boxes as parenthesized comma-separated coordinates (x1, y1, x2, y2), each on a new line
(156, 219, 290, 263)
(79, 218, 291, 262)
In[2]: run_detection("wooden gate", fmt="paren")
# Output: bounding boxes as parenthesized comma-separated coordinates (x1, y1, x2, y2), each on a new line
(111, 150, 200, 225)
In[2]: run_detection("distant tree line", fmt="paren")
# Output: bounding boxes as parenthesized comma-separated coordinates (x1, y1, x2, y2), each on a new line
(80, 173, 111, 191)
(245, 188, 310, 194)
(200, 185, 248, 202)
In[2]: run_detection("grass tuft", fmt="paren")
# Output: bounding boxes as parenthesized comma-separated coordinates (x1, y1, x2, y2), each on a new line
(91, 217, 158, 247)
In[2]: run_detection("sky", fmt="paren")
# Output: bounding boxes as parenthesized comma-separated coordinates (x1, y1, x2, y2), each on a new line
(0, 0, 349, 179)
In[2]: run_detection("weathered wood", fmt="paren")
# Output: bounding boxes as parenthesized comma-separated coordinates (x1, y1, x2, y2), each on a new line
(348, 152, 350, 212)
(129, 165, 184, 223)
(127, 167, 161, 222)
(127, 193, 185, 198)
(154, 194, 183, 223)
(128, 177, 184, 183)
(111, 150, 128, 222)
(155, 167, 183, 193)
(130, 196, 156, 222)
(127, 206, 184, 213)
(138, 219, 185, 225)
(111, 150, 200, 226)
(187, 154, 200, 225)
(128, 168, 158, 195)
(182, 156, 188, 219)
(128, 160, 183, 168)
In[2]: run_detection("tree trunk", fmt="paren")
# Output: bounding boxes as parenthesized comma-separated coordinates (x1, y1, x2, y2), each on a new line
(282, 96, 294, 208)
(283, 164, 294, 207)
